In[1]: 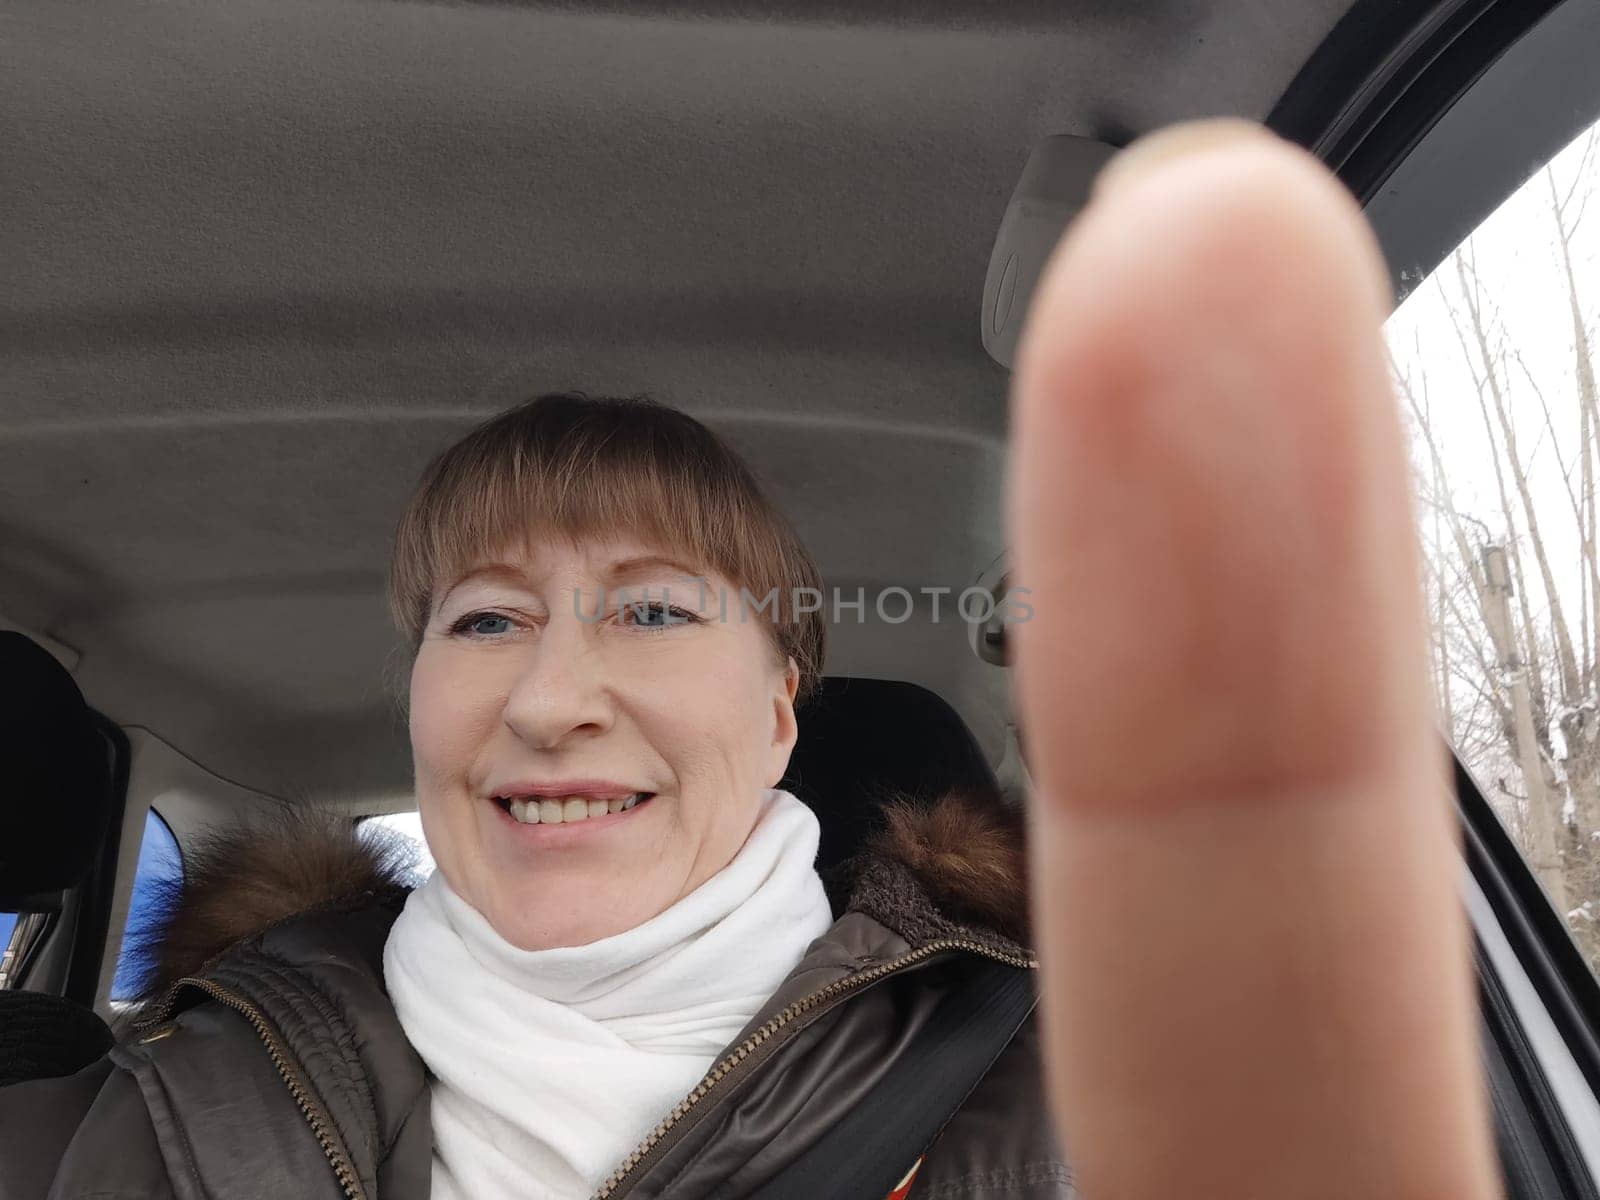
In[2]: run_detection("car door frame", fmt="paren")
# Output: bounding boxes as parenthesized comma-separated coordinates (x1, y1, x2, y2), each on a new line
(1270, 1, 1600, 1194)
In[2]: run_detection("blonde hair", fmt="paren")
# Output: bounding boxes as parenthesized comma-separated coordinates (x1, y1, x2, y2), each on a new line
(388, 393, 827, 701)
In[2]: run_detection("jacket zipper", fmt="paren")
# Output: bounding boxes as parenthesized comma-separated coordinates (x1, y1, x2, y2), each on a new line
(131, 938, 1035, 1200)
(135, 977, 369, 1200)
(590, 937, 1038, 1200)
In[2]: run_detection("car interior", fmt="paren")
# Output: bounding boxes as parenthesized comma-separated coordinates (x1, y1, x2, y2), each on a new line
(6, 0, 1600, 1195)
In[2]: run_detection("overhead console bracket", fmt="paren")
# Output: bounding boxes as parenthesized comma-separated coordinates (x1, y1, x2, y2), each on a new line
(981, 135, 1119, 370)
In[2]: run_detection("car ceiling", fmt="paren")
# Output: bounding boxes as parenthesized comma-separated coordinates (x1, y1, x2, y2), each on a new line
(1, 0, 1357, 807)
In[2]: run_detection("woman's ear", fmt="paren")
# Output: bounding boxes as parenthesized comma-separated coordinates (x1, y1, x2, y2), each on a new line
(766, 658, 801, 786)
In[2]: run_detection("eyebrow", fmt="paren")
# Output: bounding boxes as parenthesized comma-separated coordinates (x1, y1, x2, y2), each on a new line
(445, 562, 532, 592)
(438, 555, 707, 607)
(602, 555, 707, 584)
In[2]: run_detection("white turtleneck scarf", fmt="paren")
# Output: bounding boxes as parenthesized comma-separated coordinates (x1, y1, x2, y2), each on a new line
(381, 788, 836, 1200)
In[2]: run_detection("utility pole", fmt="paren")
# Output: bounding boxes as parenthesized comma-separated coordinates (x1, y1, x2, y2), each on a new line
(1481, 544, 1569, 910)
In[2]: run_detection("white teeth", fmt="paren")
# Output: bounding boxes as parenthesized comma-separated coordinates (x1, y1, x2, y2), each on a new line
(505, 793, 648, 824)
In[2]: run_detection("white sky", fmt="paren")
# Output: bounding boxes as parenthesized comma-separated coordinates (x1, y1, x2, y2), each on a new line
(364, 809, 437, 878)
(1386, 117, 1600, 646)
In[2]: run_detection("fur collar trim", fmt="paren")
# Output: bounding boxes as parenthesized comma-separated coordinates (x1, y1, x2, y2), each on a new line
(125, 806, 418, 1006)
(130, 789, 1030, 1004)
(847, 789, 1031, 955)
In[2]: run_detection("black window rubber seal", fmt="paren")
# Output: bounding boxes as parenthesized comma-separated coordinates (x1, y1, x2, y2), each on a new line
(1268, 0, 1562, 203)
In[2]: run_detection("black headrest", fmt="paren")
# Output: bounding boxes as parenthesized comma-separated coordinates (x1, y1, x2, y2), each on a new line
(781, 676, 1001, 878)
(0, 632, 114, 899)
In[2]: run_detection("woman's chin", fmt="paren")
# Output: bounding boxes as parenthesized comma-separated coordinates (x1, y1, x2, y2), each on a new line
(457, 793, 680, 947)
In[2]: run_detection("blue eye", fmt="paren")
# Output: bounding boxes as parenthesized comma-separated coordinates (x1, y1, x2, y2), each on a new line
(452, 612, 513, 638)
(623, 602, 698, 630)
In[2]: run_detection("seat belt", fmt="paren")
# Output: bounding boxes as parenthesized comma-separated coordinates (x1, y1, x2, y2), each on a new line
(747, 959, 1038, 1200)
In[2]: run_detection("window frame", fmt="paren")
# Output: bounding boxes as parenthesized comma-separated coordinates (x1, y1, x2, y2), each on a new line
(1290, 0, 1600, 1192)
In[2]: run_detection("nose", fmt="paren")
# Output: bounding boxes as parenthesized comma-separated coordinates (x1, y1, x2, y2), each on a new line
(500, 613, 614, 749)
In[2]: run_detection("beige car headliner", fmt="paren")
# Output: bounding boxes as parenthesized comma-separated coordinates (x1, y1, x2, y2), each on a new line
(1, 0, 1353, 806)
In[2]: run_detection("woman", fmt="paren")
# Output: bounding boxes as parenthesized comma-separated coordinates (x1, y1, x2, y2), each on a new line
(5, 392, 1059, 1200)
(1, 123, 1501, 1200)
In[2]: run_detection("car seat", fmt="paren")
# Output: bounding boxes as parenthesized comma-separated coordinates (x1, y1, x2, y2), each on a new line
(780, 676, 1004, 886)
(0, 632, 119, 1084)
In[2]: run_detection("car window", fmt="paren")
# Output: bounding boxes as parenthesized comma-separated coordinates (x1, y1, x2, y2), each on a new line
(110, 808, 184, 1001)
(1388, 116, 1600, 976)
(358, 811, 436, 884)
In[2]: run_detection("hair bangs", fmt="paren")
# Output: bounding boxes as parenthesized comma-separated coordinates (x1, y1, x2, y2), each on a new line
(388, 394, 826, 699)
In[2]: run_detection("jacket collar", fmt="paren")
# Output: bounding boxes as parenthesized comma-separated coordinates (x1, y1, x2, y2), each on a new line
(128, 786, 1032, 1012)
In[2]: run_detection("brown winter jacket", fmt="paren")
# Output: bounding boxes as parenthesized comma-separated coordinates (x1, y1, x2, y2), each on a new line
(0, 791, 1071, 1199)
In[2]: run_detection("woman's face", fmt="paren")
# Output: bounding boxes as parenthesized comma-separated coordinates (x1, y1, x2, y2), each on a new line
(408, 535, 801, 950)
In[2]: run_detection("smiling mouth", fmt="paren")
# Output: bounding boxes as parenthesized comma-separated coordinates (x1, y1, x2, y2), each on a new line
(493, 793, 654, 825)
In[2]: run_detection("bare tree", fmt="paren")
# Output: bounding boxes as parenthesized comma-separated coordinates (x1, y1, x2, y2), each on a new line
(1402, 364, 1570, 908)
(1394, 134, 1600, 967)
